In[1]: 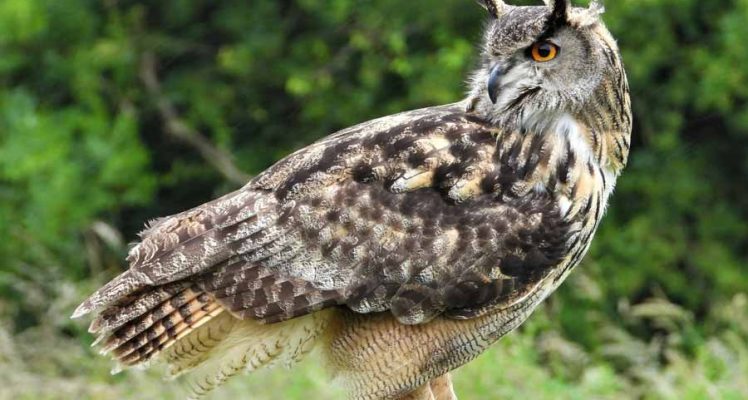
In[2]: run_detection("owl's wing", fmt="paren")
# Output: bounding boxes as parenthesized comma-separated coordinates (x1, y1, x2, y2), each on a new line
(75, 103, 571, 331)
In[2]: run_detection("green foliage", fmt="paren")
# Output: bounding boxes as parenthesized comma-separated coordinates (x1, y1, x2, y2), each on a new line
(0, 0, 746, 398)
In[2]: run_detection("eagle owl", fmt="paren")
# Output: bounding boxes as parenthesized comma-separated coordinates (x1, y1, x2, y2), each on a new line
(73, 1, 631, 399)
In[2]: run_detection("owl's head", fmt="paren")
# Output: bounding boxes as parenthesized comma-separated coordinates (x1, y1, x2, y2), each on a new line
(468, 0, 630, 134)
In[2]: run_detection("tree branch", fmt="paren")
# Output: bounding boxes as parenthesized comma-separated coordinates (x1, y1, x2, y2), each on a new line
(139, 51, 251, 186)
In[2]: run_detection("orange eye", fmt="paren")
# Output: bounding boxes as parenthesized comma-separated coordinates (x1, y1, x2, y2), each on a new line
(530, 41, 559, 62)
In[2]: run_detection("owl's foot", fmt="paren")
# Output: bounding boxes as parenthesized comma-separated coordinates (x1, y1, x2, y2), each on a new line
(399, 373, 457, 400)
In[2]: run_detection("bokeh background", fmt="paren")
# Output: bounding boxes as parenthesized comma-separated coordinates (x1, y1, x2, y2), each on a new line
(1, 0, 747, 399)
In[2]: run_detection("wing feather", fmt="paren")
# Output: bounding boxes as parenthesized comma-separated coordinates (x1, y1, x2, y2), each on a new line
(76, 102, 574, 335)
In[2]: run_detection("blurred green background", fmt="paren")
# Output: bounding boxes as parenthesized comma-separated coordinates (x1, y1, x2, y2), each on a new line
(1, 0, 747, 399)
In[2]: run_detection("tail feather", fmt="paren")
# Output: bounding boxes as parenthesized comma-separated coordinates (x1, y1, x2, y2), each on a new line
(102, 290, 223, 366)
(101, 286, 206, 353)
(91, 281, 194, 335)
(83, 281, 224, 369)
(118, 303, 224, 366)
(82, 276, 333, 399)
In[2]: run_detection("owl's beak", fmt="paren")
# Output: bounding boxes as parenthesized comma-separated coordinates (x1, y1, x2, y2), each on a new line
(487, 65, 503, 104)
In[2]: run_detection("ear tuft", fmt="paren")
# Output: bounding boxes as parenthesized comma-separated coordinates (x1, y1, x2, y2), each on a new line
(546, 0, 571, 21)
(570, 0, 606, 28)
(476, 0, 507, 19)
(587, 0, 605, 17)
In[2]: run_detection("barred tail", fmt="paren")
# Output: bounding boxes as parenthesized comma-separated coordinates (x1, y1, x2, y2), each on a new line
(82, 281, 333, 399)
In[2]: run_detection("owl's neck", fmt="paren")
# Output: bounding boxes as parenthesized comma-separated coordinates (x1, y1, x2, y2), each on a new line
(465, 95, 631, 176)
(555, 112, 631, 176)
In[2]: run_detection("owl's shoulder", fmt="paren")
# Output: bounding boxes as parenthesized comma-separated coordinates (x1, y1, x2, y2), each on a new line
(249, 101, 497, 197)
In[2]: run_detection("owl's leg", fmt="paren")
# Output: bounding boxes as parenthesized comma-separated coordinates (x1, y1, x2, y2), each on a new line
(399, 385, 435, 400)
(429, 373, 457, 400)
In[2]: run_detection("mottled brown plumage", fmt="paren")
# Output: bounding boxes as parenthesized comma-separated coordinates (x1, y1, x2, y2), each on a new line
(73, 1, 631, 399)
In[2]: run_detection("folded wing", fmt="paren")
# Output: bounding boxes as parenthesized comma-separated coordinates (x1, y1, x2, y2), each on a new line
(74, 103, 572, 366)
